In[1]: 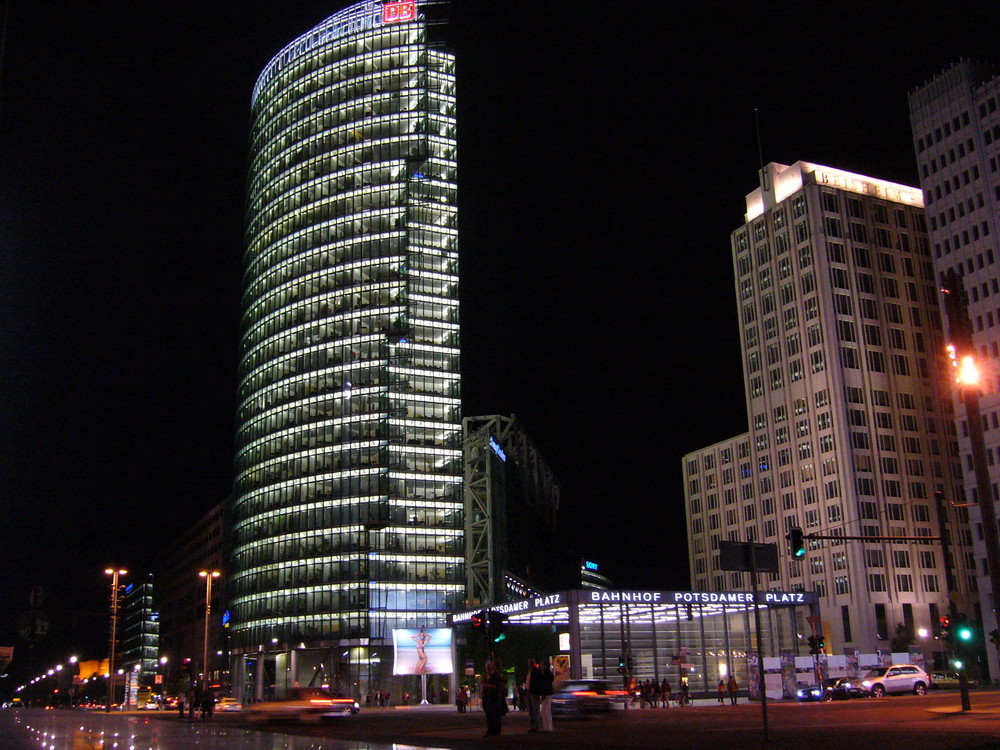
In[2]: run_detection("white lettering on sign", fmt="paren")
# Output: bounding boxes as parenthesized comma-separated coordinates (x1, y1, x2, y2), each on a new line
(588, 591, 663, 603)
(672, 592, 753, 604)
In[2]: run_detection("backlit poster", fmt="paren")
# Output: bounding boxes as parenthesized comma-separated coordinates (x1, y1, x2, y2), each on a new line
(392, 627, 454, 675)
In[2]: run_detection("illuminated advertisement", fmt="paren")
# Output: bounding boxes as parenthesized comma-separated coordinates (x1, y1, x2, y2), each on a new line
(383, 1, 416, 23)
(392, 627, 453, 675)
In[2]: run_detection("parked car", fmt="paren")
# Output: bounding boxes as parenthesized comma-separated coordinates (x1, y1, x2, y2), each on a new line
(216, 697, 242, 712)
(245, 688, 359, 722)
(930, 671, 978, 689)
(860, 664, 931, 697)
(551, 679, 615, 717)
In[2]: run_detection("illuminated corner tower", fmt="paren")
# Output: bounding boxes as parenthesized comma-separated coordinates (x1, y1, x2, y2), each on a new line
(230, 0, 462, 699)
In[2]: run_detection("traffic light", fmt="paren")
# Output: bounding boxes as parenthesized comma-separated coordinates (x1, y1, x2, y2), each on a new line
(489, 611, 508, 643)
(617, 656, 626, 674)
(807, 636, 819, 655)
(954, 614, 974, 651)
(470, 610, 487, 635)
(989, 628, 999, 646)
(786, 527, 806, 559)
(816, 634, 825, 652)
(939, 615, 952, 642)
(627, 656, 635, 672)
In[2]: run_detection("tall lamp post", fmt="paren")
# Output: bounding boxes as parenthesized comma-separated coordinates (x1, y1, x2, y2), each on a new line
(104, 568, 127, 713)
(199, 571, 220, 693)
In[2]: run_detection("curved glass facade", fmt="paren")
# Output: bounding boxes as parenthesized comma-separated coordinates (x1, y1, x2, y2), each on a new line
(230, 1, 462, 686)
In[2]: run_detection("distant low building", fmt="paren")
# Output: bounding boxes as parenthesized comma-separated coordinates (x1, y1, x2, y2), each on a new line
(154, 500, 226, 694)
(581, 560, 612, 591)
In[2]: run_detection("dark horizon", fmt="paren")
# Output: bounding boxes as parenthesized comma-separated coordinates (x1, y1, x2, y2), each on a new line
(0, 0, 996, 668)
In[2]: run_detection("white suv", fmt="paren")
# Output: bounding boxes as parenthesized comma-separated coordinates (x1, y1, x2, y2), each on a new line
(861, 664, 931, 697)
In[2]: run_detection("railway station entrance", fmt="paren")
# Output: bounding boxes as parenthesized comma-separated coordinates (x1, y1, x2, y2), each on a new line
(450, 588, 820, 697)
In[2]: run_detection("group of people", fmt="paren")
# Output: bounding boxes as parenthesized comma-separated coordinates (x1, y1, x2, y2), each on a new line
(632, 677, 680, 708)
(177, 688, 215, 719)
(364, 690, 392, 707)
(717, 675, 740, 705)
(477, 655, 557, 737)
(523, 658, 555, 733)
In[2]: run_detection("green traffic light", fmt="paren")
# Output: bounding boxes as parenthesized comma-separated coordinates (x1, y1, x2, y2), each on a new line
(958, 627, 973, 641)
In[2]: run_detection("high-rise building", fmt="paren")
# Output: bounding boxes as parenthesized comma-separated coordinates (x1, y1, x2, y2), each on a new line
(909, 59, 1000, 677)
(684, 161, 976, 663)
(230, 0, 462, 699)
(121, 575, 159, 693)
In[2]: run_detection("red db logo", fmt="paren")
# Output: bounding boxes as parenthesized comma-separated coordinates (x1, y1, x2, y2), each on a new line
(383, 1, 416, 23)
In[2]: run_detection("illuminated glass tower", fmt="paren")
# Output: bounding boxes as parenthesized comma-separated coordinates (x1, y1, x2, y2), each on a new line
(230, 0, 462, 698)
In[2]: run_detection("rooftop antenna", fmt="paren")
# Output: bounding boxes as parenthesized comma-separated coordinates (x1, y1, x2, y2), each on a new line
(754, 108, 769, 192)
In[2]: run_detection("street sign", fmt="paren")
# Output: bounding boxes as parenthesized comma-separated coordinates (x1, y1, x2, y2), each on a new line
(719, 541, 779, 574)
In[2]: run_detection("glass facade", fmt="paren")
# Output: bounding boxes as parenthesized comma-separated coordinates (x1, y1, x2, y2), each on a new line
(230, 0, 462, 694)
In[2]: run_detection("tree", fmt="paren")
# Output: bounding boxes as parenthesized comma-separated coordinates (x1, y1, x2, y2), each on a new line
(890, 622, 914, 653)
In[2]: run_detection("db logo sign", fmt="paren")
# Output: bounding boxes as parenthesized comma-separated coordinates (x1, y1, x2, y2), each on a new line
(383, 1, 416, 23)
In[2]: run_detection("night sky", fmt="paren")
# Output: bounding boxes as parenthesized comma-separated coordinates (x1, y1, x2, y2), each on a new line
(0, 1, 996, 668)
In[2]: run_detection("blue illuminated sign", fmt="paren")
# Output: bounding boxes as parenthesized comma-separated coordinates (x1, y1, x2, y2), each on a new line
(585, 561, 599, 571)
(222, 609, 231, 628)
(489, 436, 506, 462)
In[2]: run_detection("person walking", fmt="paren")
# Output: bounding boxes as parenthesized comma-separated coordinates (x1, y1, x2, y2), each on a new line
(718, 679, 726, 704)
(525, 658, 542, 732)
(177, 694, 185, 719)
(660, 678, 671, 708)
(538, 660, 555, 732)
(481, 657, 507, 736)
(728, 674, 739, 705)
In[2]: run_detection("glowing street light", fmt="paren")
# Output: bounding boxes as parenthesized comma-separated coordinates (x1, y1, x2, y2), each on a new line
(199, 571, 221, 692)
(104, 568, 127, 713)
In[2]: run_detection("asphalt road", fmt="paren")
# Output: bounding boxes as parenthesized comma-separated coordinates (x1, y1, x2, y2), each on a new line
(4, 692, 1000, 750)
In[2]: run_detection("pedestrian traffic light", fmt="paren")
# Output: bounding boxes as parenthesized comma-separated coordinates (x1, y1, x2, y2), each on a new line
(807, 636, 819, 655)
(470, 610, 487, 634)
(939, 615, 952, 642)
(627, 656, 635, 672)
(786, 527, 806, 559)
(617, 656, 626, 674)
(489, 611, 508, 643)
(816, 634, 825, 652)
(989, 628, 999, 646)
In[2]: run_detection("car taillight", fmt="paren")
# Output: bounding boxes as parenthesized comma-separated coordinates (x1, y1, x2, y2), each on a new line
(570, 691, 598, 696)
(309, 699, 335, 705)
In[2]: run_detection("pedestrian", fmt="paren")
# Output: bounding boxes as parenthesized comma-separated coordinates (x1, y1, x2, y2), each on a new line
(718, 679, 726, 703)
(651, 679, 660, 709)
(728, 674, 738, 705)
(177, 695, 185, 719)
(525, 658, 542, 732)
(201, 689, 214, 719)
(402, 691, 410, 706)
(384, 691, 391, 707)
(679, 677, 690, 706)
(481, 657, 507, 736)
(538, 659, 554, 732)
(660, 678, 671, 708)
(365, 692, 372, 708)
(189, 688, 199, 719)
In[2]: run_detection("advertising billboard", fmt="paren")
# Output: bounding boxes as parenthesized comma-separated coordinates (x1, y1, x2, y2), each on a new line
(392, 628, 453, 675)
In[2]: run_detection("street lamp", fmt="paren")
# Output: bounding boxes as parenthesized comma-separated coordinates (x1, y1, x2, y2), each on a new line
(199, 571, 221, 693)
(104, 568, 127, 713)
